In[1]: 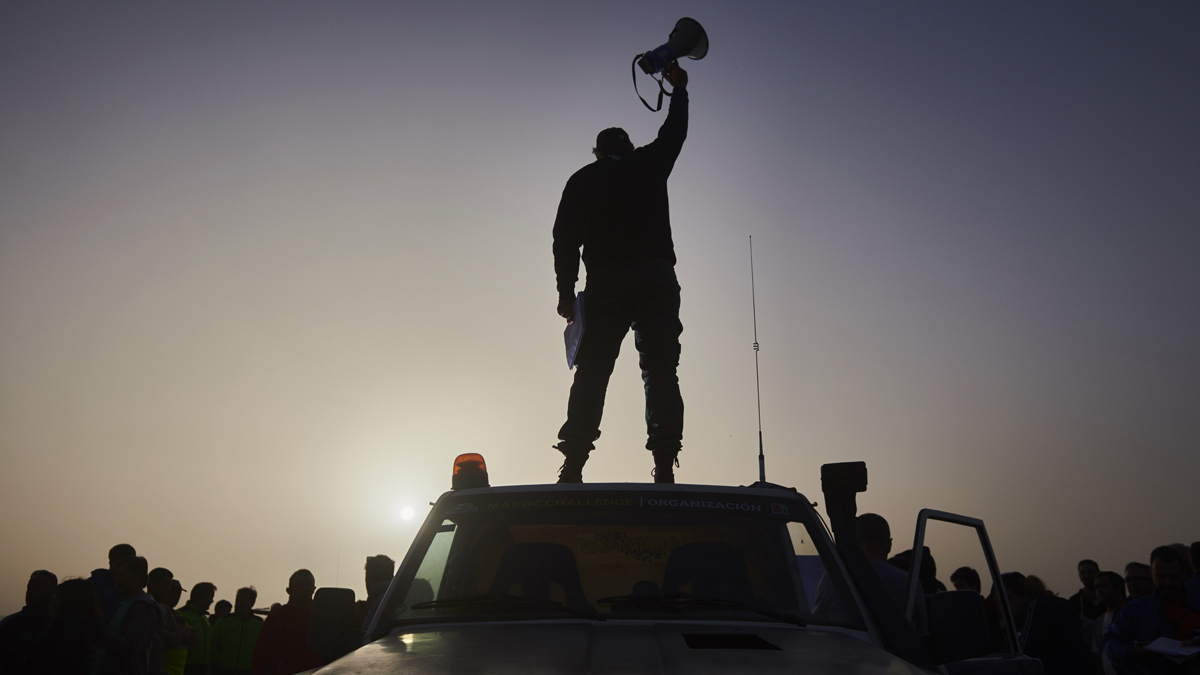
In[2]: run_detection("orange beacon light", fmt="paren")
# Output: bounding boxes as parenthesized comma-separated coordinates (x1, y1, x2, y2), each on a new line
(451, 453, 489, 490)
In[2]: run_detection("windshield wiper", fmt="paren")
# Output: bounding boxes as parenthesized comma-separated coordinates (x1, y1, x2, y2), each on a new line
(596, 592, 806, 627)
(408, 593, 605, 621)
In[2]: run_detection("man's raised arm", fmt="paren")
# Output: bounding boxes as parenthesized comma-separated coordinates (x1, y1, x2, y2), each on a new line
(651, 66, 689, 165)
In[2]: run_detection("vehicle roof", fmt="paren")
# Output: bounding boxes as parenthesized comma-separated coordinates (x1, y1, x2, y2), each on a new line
(437, 481, 813, 504)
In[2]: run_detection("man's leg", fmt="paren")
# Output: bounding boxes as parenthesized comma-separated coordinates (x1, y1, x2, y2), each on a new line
(556, 281, 631, 481)
(631, 263, 683, 482)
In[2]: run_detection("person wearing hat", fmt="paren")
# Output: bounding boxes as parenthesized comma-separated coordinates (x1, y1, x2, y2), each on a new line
(164, 579, 194, 675)
(148, 567, 188, 675)
(551, 65, 690, 484)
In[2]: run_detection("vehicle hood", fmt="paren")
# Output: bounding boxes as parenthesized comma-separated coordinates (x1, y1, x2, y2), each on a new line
(315, 622, 931, 675)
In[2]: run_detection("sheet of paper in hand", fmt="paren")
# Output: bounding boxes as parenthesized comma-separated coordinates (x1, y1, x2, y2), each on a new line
(565, 292, 585, 369)
(1145, 638, 1200, 664)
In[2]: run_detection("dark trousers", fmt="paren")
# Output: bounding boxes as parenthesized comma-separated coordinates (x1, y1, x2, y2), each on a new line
(558, 260, 683, 454)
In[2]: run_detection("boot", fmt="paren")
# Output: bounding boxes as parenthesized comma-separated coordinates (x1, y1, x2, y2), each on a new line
(652, 451, 679, 484)
(555, 445, 590, 484)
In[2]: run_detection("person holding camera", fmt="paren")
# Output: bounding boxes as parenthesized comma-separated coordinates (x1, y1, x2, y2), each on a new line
(551, 66, 689, 484)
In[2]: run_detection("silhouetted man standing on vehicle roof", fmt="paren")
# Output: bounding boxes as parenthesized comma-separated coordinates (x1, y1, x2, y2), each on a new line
(552, 66, 689, 485)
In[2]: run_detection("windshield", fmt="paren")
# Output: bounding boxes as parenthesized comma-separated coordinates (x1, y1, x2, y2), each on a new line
(376, 489, 863, 632)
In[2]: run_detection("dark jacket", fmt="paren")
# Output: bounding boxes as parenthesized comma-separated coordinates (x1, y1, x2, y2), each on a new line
(1104, 593, 1200, 675)
(94, 594, 160, 675)
(553, 88, 689, 296)
(1187, 574, 1200, 613)
(0, 606, 50, 673)
(1016, 594, 1090, 675)
(27, 616, 101, 675)
(89, 570, 123, 627)
(1067, 589, 1106, 621)
(249, 603, 324, 675)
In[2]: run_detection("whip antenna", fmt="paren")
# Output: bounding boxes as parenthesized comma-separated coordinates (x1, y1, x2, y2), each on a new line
(750, 236, 766, 483)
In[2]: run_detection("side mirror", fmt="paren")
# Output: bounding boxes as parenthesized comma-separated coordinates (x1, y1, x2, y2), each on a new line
(308, 587, 362, 661)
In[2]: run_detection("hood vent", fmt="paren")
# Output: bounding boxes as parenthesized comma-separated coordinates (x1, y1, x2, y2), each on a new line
(682, 634, 781, 650)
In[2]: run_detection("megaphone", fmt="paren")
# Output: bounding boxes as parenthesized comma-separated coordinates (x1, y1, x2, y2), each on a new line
(637, 17, 708, 76)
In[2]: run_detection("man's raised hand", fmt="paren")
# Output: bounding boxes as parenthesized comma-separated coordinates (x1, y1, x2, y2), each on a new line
(666, 65, 687, 90)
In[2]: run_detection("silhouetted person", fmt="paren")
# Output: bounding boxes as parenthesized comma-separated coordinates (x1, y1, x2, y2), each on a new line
(1068, 559, 1105, 621)
(179, 582, 215, 675)
(1170, 543, 1194, 578)
(0, 569, 57, 672)
(1124, 562, 1154, 600)
(1091, 571, 1126, 675)
(1025, 575, 1056, 597)
(249, 570, 324, 675)
(91, 544, 137, 625)
(164, 580, 192, 675)
(1002, 571, 1090, 675)
(1104, 546, 1200, 675)
(1189, 542, 1200, 613)
(951, 566, 982, 593)
(94, 555, 160, 675)
(208, 602, 230, 627)
(983, 583, 1010, 652)
(357, 555, 394, 630)
(207, 602, 230, 629)
(26, 576, 103, 675)
(147, 568, 185, 675)
(812, 513, 926, 631)
(210, 588, 261, 675)
(889, 546, 946, 595)
(551, 65, 690, 484)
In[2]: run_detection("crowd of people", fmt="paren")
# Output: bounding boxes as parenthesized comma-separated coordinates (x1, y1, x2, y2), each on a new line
(915, 542, 1199, 675)
(1, 535, 1197, 675)
(812, 514, 1198, 675)
(989, 543, 1200, 675)
(0, 544, 395, 675)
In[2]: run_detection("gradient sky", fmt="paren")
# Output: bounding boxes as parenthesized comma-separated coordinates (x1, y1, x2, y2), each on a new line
(2, 2, 1197, 615)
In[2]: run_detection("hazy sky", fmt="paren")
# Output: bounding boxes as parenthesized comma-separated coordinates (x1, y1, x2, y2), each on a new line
(2, 2, 1197, 614)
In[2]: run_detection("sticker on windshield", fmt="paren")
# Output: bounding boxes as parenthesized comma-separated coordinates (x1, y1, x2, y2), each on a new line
(485, 497, 636, 510)
(446, 502, 478, 515)
(643, 497, 763, 512)
(577, 532, 682, 563)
